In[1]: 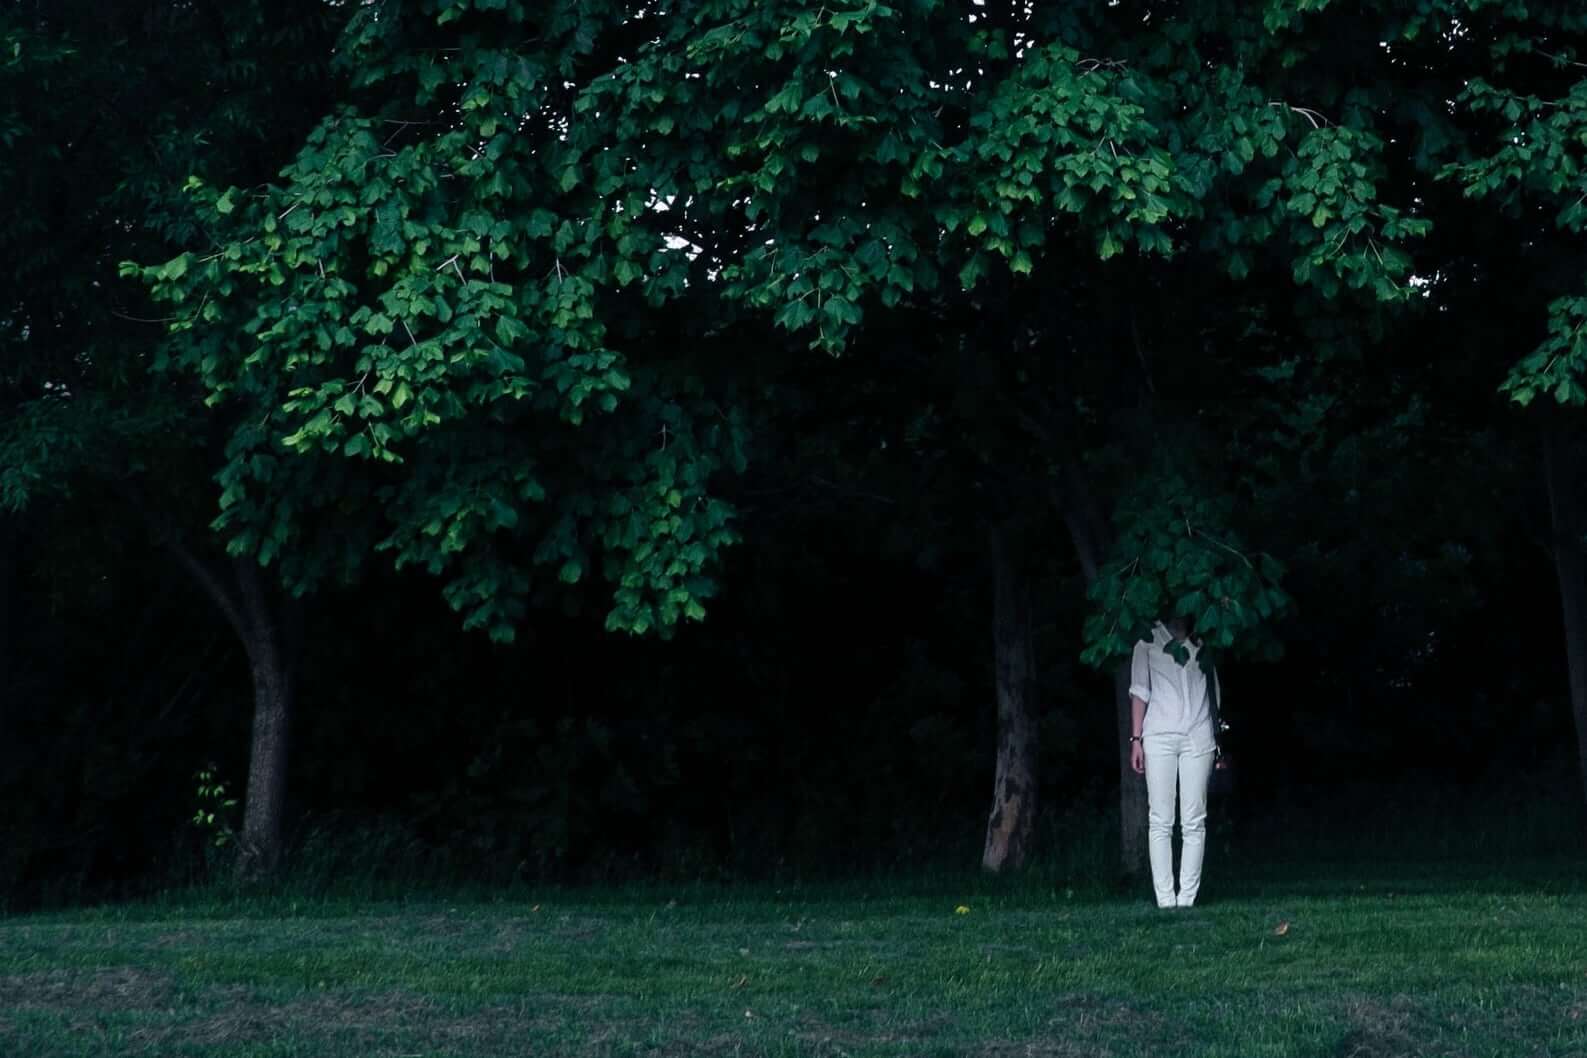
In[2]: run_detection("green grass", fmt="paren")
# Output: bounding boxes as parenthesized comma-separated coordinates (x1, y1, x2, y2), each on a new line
(4, 862, 1587, 1057)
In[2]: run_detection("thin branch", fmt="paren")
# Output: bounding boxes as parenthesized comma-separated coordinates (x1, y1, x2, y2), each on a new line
(1131, 311, 1155, 395)
(810, 474, 896, 505)
(1537, 48, 1587, 70)
(111, 309, 182, 325)
(1269, 101, 1326, 128)
(1190, 525, 1255, 569)
(113, 479, 253, 643)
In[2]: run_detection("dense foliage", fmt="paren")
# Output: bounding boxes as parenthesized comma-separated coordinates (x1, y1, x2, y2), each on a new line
(5, 0, 1587, 899)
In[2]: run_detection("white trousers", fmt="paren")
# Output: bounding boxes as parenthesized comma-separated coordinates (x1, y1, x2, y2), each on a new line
(1143, 732, 1215, 908)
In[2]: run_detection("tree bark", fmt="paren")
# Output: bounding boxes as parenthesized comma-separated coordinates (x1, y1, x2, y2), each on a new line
(115, 482, 298, 879)
(1052, 461, 1146, 879)
(1113, 660, 1147, 876)
(0, 519, 15, 712)
(982, 527, 1037, 872)
(234, 562, 296, 880)
(1543, 420, 1587, 809)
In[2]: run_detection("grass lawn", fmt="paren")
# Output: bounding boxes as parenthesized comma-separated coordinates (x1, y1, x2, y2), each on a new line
(3, 862, 1586, 1057)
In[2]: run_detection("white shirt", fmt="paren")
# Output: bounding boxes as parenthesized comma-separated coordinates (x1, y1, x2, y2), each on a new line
(1130, 623, 1219, 754)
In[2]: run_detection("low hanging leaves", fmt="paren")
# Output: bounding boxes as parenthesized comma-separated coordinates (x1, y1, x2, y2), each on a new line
(117, 0, 1428, 642)
(1081, 472, 1292, 670)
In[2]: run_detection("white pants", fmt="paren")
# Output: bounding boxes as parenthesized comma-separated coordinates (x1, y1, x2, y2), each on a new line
(1143, 732, 1215, 908)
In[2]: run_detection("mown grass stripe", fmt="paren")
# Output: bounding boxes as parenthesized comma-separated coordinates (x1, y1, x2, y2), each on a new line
(3, 875, 1586, 1056)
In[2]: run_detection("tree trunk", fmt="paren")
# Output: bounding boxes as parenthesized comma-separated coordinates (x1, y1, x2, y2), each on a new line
(1114, 660, 1147, 876)
(235, 562, 296, 880)
(983, 528, 1037, 872)
(1543, 421, 1587, 809)
(117, 483, 301, 880)
(1052, 461, 1147, 879)
(0, 519, 14, 701)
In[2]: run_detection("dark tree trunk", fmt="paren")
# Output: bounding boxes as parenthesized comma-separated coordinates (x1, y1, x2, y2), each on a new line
(1543, 421, 1587, 809)
(235, 563, 296, 880)
(1054, 460, 1146, 879)
(0, 519, 15, 709)
(117, 483, 300, 880)
(982, 527, 1037, 872)
(1114, 660, 1147, 876)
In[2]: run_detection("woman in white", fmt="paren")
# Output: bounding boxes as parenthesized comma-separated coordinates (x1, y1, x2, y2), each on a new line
(1128, 616, 1220, 909)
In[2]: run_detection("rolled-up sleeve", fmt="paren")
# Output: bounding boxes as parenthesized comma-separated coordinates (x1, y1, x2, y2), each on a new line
(1129, 640, 1152, 703)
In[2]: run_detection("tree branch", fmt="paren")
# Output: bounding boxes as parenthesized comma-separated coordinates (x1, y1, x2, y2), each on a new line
(113, 478, 252, 645)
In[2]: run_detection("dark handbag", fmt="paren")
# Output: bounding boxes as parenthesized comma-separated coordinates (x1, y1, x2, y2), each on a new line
(1206, 660, 1236, 798)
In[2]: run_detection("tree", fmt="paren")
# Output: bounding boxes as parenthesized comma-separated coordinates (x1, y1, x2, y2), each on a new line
(1432, 4, 1587, 807)
(0, 0, 347, 876)
(132, 0, 1435, 874)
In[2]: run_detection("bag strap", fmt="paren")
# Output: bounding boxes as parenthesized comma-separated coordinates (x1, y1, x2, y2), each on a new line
(1203, 652, 1226, 756)
(1145, 634, 1152, 708)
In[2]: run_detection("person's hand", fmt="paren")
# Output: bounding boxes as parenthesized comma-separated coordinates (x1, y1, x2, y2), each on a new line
(1130, 741, 1144, 774)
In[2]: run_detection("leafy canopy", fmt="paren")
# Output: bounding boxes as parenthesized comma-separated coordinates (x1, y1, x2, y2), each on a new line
(130, 0, 1428, 642)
